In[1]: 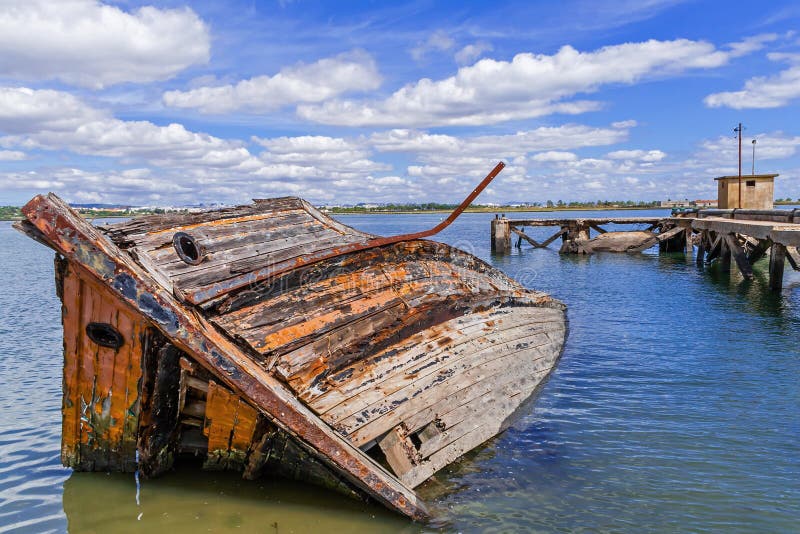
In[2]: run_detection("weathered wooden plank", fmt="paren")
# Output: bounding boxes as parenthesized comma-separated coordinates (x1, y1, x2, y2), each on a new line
(705, 233, 723, 263)
(747, 238, 773, 265)
(258, 276, 529, 382)
(243, 424, 362, 499)
(208, 240, 523, 318)
(183, 375, 209, 393)
(102, 197, 307, 243)
(143, 210, 311, 259)
(138, 343, 182, 477)
(173, 231, 368, 291)
(252, 274, 500, 369)
(628, 225, 683, 253)
(511, 227, 543, 248)
(307, 309, 523, 411)
(399, 384, 536, 488)
(400, 346, 550, 435)
(344, 340, 560, 449)
(60, 260, 82, 468)
(720, 237, 731, 272)
(219, 257, 509, 336)
(152, 221, 342, 278)
(509, 217, 662, 226)
(204, 381, 259, 470)
(724, 234, 754, 279)
(235, 266, 453, 340)
(378, 426, 418, 477)
(63, 267, 145, 472)
(332, 328, 563, 446)
(308, 305, 561, 415)
(541, 227, 569, 247)
(769, 243, 786, 291)
(588, 223, 607, 234)
(287, 298, 562, 404)
(414, 367, 547, 461)
(786, 246, 800, 271)
(116, 306, 142, 469)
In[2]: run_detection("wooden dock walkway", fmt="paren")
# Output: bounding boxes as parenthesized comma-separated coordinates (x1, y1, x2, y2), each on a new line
(491, 209, 800, 291)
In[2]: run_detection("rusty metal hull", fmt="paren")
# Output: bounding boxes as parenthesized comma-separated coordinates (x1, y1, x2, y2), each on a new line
(16, 193, 566, 521)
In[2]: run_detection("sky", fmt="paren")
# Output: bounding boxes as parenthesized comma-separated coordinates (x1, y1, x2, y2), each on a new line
(0, 0, 799, 207)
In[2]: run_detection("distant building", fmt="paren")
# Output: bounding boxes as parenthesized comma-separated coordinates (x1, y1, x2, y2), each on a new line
(716, 174, 778, 209)
(660, 200, 691, 208)
(693, 199, 718, 208)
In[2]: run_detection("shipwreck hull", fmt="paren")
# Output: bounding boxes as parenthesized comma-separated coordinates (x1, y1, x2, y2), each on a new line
(16, 193, 566, 520)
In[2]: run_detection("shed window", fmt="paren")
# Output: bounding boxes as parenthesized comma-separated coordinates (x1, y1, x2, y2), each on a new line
(746, 180, 756, 187)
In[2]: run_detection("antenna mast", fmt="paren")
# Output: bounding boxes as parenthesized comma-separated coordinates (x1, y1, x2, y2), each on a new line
(734, 123, 743, 208)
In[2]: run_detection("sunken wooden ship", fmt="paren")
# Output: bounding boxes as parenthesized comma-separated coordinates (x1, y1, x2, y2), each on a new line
(14, 163, 567, 520)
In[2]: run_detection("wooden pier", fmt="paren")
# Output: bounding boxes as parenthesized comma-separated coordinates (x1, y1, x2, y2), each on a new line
(491, 209, 800, 290)
(491, 216, 691, 255)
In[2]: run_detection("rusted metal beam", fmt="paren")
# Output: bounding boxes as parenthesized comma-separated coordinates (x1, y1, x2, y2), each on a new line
(185, 162, 505, 304)
(21, 193, 429, 521)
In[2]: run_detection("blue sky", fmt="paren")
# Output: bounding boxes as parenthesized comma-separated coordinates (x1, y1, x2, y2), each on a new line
(0, 0, 798, 206)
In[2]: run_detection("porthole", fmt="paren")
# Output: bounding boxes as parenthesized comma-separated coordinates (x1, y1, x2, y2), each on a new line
(173, 232, 205, 265)
(86, 322, 124, 349)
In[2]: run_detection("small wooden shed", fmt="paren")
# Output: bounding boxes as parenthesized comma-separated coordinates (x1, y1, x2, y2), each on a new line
(716, 174, 778, 209)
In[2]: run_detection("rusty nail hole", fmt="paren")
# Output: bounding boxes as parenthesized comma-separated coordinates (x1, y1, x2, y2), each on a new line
(173, 231, 205, 265)
(86, 322, 124, 349)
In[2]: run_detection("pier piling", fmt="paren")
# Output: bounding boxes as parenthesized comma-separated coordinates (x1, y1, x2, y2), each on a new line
(769, 243, 786, 291)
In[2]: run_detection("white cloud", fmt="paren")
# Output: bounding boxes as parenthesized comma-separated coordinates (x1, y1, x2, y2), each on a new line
(0, 87, 104, 134)
(0, 0, 209, 88)
(0, 150, 26, 161)
(692, 132, 800, 174)
(299, 36, 773, 127)
(163, 51, 381, 114)
(411, 30, 455, 61)
(607, 149, 666, 161)
(368, 123, 639, 200)
(455, 41, 493, 65)
(0, 88, 404, 203)
(612, 119, 638, 129)
(370, 124, 630, 157)
(253, 135, 390, 178)
(531, 151, 578, 162)
(0, 87, 251, 168)
(704, 53, 800, 109)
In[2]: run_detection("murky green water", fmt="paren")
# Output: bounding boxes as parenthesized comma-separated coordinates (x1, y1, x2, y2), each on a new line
(1, 210, 798, 532)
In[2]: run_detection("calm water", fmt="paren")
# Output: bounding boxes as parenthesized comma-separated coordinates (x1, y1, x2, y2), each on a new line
(1, 210, 799, 533)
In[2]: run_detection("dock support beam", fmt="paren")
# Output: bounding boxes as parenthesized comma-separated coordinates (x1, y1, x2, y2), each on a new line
(720, 238, 731, 272)
(491, 216, 511, 254)
(696, 231, 706, 266)
(724, 234, 754, 279)
(659, 225, 690, 253)
(769, 243, 786, 291)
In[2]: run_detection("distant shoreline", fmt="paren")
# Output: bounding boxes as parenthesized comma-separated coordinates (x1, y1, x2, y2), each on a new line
(3, 201, 797, 221)
(326, 205, 671, 215)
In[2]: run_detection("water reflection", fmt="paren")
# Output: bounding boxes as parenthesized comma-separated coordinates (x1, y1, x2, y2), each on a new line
(63, 465, 417, 533)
